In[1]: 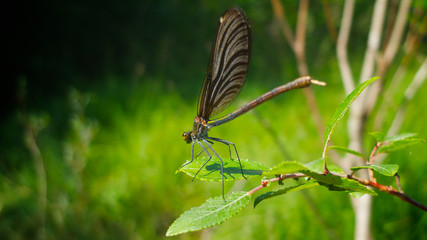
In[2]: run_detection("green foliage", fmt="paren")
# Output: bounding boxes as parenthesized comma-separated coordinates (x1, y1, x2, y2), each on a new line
(179, 157, 269, 181)
(302, 171, 376, 195)
(351, 164, 399, 177)
(254, 182, 318, 208)
(328, 145, 366, 159)
(171, 156, 377, 235)
(166, 76, 427, 236)
(378, 133, 425, 153)
(166, 192, 251, 236)
(369, 131, 385, 142)
(263, 161, 308, 176)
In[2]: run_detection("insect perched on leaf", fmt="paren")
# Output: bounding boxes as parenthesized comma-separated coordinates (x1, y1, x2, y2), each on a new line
(181, 7, 325, 199)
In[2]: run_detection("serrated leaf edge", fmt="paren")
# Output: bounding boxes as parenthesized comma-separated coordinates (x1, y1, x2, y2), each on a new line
(166, 192, 250, 236)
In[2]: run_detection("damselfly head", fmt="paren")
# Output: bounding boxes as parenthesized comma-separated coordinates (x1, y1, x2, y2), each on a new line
(182, 131, 192, 144)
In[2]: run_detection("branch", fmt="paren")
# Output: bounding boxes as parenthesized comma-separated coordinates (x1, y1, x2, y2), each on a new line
(348, 174, 427, 211)
(247, 173, 306, 195)
(295, 0, 309, 75)
(359, 0, 388, 83)
(336, 0, 356, 95)
(321, 0, 338, 43)
(247, 171, 427, 211)
(270, 0, 295, 48)
(387, 56, 427, 137)
(365, 0, 413, 115)
(345, 0, 388, 165)
(341, 2, 388, 239)
(379, 0, 413, 76)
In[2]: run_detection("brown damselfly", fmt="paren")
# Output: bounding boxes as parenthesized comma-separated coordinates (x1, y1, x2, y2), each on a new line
(181, 7, 325, 199)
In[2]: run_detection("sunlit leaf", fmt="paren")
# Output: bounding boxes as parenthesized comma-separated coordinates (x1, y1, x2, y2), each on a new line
(378, 138, 424, 153)
(323, 77, 379, 156)
(329, 145, 365, 159)
(178, 157, 269, 181)
(350, 192, 366, 198)
(264, 159, 343, 177)
(384, 133, 417, 142)
(253, 181, 318, 208)
(262, 159, 373, 195)
(369, 132, 384, 142)
(262, 161, 307, 176)
(302, 171, 377, 195)
(304, 158, 344, 174)
(351, 164, 399, 176)
(166, 191, 251, 236)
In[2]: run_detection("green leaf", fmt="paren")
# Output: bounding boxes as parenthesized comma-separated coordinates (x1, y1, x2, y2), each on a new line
(264, 159, 344, 176)
(262, 159, 374, 195)
(178, 157, 269, 181)
(262, 159, 373, 195)
(166, 191, 251, 236)
(369, 132, 385, 142)
(351, 164, 399, 176)
(304, 158, 344, 174)
(254, 182, 319, 208)
(378, 138, 424, 153)
(384, 132, 417, 142)
(350, 191, 366, 198)
(328, 145, 365, 159)
(323, 77, 379, 156)
(302, 171, 377, 195)
(263, 161, 307, 176)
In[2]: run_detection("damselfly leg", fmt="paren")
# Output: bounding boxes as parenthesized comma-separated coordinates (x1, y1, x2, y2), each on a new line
(207, 137, 246, 179)
(203, 140, 226, 200)
(178, 141, 197, 170)
(194, 138, 246, 180)
(196, 140, 213, 158)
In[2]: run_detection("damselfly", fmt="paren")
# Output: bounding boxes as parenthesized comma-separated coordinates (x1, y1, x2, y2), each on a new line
(181, 7, 325, 198)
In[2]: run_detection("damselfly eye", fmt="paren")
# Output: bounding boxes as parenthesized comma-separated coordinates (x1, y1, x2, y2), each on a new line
(182, 132, 192, 143)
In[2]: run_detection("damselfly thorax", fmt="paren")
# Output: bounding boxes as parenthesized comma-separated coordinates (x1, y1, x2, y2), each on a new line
(182, 116, 210, 144)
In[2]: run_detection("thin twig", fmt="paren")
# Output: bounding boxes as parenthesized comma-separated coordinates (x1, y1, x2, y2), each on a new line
(295, 0, 309, 75)
(369, 143, 380, 164)
(395, 173, 403, 193)
(348, 174, 427, 211)
(270, 0, 295, 48)
(321, 0, 338, 43)
(247, 173, 305, 195)
(246, 170, 427, 211)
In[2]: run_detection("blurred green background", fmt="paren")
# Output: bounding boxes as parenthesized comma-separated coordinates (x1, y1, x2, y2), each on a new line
(2, 0, 427, 239)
